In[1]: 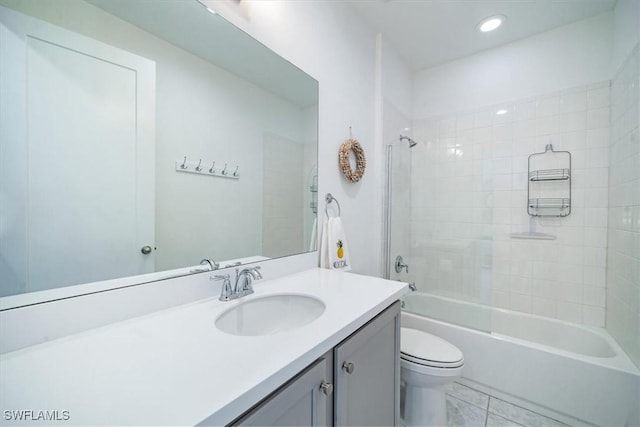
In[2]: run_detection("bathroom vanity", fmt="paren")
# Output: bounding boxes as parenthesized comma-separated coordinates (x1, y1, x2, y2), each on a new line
(234, 301, 400, 426)
(0, 269, 406, 426)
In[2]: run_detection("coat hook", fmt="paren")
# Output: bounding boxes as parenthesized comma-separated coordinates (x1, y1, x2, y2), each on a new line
(233, 165, 239, 177)
(180, 156, 188, 169)
(195, 158, 202, 172)
(222, 163, 228, 175)
(349, 126, 353, 139)
(209, 161, 216, 173)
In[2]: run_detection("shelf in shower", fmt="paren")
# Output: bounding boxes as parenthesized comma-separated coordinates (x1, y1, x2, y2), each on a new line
(528, 198, 571, 217)
(529, 168, 570, 181)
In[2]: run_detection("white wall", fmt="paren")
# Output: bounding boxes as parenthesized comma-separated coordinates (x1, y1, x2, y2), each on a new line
(223, 1, 382, 276)
(413, 12, 613, 119)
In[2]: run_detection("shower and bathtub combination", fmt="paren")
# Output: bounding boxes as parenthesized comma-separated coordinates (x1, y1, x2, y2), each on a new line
(383, 42, 640, 426)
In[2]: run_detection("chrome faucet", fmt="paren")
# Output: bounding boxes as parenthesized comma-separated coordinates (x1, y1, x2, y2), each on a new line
(234, 266, 262, 298)
(200, 258, 220, 271)
(212, 266, 262, 302)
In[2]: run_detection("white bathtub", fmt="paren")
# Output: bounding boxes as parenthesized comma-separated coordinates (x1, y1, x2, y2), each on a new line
(402, 293, 640, 427)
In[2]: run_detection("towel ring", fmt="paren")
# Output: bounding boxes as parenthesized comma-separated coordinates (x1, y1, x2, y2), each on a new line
(325, 193, 341, 218)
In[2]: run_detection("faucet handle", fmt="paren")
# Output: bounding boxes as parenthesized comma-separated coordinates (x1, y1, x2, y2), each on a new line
(212, 274, 233, 301)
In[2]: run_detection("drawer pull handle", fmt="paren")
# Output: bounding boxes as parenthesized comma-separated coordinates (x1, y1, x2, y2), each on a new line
(342, 361, 355, 374)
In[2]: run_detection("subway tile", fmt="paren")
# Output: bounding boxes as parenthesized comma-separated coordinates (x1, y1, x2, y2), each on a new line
(457, 113, 475, 133)
(560, 130, 585, 150)
(439, 117, 457, 136)
(493, 158, 513, 174)
(493, 124, 514, 141)
(514, 119, 537, 139)
(557, 301, 583, 323)
(588, 81, 610, 91)
(585, 128, 610, 148)
(474, 110, 493, 129)
(586, 147, 609, 169)
(560, 111, 586, 133)
(582, 167, 608, 189)
(556, 283, 583, 304)
(536, 96, 560, 118)
(559, 90, 587, 114)
(584, 208, 608, 227)
(587, 107, 610, 129)
(514, 100, 537, 121)
(588, 86, 611, 109)
(532, 297, 557, 318)
(584, 246, 607, 267)
(492, 290, 510, 308)
(536, 115, 560, 135)
(584, 227, 608, 248)
(510, 292, 533, 313)
(583, 285, 606, 307)
(583, 305, 605, 327)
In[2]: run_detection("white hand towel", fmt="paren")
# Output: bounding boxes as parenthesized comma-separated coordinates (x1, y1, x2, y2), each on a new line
(318, 218, 330, 268)
(309, 217, 318, 252)
(326, 217, 351, 271)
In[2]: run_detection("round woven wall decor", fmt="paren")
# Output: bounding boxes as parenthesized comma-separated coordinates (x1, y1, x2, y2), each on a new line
(339, 139, 366, 183)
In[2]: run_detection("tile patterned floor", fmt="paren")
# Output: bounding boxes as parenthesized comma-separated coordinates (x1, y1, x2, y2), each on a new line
(445, 382, 573, 427)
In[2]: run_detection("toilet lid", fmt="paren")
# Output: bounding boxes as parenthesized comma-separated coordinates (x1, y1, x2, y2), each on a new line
(401, 328, 464, 368)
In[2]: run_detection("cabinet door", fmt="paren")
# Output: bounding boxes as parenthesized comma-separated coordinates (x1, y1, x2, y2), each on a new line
(232, 357, 332, 426)
(334, 302, 401, 426)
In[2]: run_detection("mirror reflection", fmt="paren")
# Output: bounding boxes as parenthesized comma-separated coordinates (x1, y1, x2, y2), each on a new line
(0, 0, 318, 298)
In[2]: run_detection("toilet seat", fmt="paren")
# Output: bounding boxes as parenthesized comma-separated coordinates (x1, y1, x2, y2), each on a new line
(401, 328, 464, 369)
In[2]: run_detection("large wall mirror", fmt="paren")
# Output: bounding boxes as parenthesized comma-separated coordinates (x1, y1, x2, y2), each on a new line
(0, 0, 319, 300)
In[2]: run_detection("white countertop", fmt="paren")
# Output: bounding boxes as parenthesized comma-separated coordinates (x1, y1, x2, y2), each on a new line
(0, 268, 407, 426)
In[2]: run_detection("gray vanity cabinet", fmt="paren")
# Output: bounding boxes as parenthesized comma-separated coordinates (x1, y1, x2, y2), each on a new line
(334, 301, 401, 426)
(231, 301, 400, 426)
(231, 355, 333, 426)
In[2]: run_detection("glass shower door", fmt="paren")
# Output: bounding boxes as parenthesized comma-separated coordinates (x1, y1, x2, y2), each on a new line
(385, 121, 492, 333)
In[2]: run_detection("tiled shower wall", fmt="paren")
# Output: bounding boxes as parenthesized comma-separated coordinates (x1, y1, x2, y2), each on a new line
(411, 81, 611, 326)
(606, 44, 640, 367)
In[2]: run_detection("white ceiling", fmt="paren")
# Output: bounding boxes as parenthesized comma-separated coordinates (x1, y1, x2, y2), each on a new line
(347, 0, 617, 71)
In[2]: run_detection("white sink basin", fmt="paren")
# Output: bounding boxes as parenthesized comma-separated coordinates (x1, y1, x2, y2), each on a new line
(215, 294, 326, 336)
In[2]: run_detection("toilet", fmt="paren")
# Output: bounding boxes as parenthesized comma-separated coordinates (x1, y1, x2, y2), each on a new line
(400, 327, 464, 427)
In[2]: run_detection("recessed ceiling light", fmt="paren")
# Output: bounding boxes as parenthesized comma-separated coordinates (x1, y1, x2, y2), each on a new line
(478, 15, 506, 33)
(496, 109, 508, 115)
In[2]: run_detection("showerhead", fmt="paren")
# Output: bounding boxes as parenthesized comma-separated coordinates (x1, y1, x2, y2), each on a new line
(400, 135, 418, 148)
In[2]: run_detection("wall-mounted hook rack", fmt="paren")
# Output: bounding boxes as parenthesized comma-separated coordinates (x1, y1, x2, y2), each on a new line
(175, 157, 239, 180)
